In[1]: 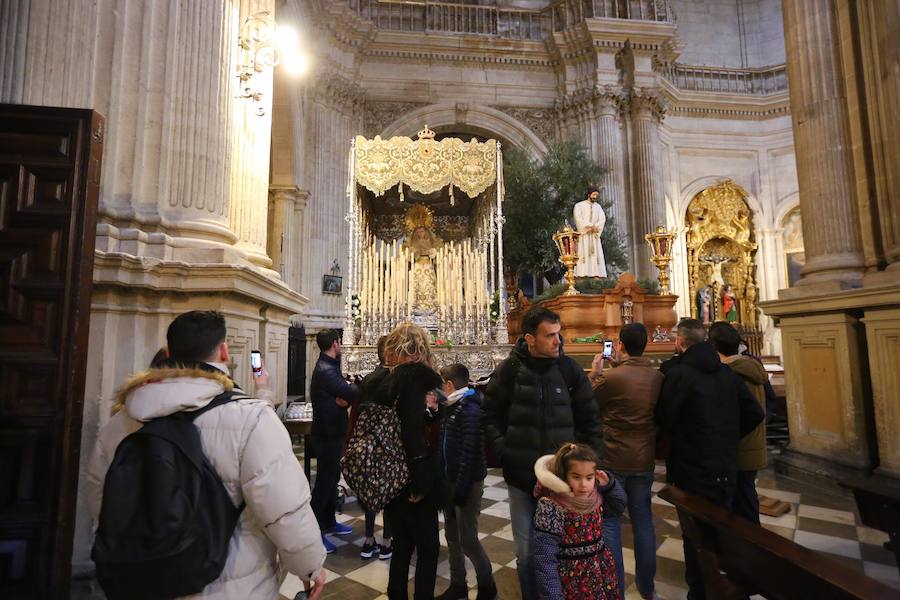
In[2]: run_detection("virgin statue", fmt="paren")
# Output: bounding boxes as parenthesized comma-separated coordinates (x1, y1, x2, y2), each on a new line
(403, 204, 442, 315)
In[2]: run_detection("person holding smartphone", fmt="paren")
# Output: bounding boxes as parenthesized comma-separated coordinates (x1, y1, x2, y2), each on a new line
(309, 329, 359, 553)
(588, 324, 664, 600)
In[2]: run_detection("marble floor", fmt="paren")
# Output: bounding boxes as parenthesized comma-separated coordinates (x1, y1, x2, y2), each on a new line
(278, 462, 900, 600)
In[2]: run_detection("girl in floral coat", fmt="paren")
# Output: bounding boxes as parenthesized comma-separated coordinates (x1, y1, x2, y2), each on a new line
(533, 443, 627, 599)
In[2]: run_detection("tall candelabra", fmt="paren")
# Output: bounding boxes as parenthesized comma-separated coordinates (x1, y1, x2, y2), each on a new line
(552, 220, 582, 296)
(645, 226, 676, 295)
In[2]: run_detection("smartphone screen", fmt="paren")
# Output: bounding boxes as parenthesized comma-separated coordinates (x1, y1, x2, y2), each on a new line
(251, 350, 262, 376)
(603, 340, 613, 357)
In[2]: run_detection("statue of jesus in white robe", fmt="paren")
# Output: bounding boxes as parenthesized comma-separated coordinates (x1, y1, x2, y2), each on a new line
(573, 187, 608, 278)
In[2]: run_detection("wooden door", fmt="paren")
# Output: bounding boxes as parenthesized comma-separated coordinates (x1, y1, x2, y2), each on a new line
(0, 105, 103, 599)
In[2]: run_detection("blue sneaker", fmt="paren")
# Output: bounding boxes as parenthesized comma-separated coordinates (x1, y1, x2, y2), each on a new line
(326, 522, 354, 536)
(321, 535, 336, 554)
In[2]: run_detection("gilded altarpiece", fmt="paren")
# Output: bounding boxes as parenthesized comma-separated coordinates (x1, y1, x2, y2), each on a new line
(685, 181, 759, 326)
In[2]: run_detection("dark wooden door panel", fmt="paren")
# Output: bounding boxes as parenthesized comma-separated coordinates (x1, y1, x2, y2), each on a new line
(0, 105, 103, 600)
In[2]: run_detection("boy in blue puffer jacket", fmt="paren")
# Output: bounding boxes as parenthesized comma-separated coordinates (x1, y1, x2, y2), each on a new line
(436, 363, 497, 600)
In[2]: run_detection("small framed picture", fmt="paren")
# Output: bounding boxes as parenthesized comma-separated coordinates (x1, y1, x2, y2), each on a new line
(322, 274, 343, 295)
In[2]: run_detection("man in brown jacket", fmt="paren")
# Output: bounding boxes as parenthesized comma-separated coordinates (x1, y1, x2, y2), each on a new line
(709, 322, 768, 524)
(589, 322, 664, 600)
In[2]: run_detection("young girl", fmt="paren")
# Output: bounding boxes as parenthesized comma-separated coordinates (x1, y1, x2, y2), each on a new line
(533, 443, 626, 599)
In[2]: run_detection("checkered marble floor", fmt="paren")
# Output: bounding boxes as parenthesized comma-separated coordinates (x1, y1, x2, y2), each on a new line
(280, 462, 900, 600)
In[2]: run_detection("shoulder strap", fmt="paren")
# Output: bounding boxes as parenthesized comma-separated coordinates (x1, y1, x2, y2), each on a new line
(187, 390, 247, 421)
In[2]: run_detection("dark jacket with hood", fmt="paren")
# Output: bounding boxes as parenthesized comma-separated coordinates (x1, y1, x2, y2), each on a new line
(482, 337, 604, 493)
(368, 362, 444, 499)
(441, 387, 489, 506)
(655, 341, 764, 500)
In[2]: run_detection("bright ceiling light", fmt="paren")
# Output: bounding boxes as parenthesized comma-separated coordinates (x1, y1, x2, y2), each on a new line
(275, 25, 300, 55)
(282, 51, 310, 76)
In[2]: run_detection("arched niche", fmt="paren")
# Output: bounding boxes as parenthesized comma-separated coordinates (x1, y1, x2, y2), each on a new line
(685, 180, 760, 327)
(782, 205, 805, 287)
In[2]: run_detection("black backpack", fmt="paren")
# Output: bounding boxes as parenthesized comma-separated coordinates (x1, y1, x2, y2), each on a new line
(92, 391, 246, 600)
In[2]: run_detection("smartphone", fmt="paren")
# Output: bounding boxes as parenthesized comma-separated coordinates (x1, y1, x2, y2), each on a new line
(250, 350, 263, 377)
(602, 340, 614, 358)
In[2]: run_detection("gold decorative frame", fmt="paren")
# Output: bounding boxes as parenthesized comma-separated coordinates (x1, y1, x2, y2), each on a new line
(685, 180, 759, 326)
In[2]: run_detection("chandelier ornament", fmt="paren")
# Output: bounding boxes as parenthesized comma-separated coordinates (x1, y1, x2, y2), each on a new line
(236, 11, 306, 116)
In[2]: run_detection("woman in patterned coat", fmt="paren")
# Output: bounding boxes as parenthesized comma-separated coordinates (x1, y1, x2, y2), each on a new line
(533, 443, 626, 599)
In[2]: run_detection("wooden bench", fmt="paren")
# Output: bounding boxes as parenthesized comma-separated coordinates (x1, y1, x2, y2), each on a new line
(839, 478, 900, 574)
(658, 485, 896, 599)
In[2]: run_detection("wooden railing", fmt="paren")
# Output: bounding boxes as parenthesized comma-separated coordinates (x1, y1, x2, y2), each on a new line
(548, 0, 674, 31)
(346, 0, 674, 40)
(663, 63, 788, 95)
(347, 0, 551, 40)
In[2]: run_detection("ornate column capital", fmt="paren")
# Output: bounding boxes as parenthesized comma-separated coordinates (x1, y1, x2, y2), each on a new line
(631, 88, 667, 123)
(592, 84, 629, 121)
(309, 71, 365, 115)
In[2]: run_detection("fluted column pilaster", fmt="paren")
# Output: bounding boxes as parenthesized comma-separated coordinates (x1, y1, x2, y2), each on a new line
(593, 87, 629, 255)
(0, 0, 238, 247)
(229, 0, 277, 269)
(630, 89, 666, 280)
(782, 0, 865, 289)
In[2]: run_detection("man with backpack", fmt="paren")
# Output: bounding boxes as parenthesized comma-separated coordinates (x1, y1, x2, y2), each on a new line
(87, 310, 326, 600)
(482, 306, 603, 600)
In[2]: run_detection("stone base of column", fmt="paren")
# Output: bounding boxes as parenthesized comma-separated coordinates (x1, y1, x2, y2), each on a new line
(72, 254, 307, 572)
(774, 447, 876, 488)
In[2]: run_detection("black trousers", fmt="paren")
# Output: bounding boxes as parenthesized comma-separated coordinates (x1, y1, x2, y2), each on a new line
(732, 470, 761, 525)
(385, 495, 439, 600)
(310, 435, 343, 531)
(678, 482, 734, 600)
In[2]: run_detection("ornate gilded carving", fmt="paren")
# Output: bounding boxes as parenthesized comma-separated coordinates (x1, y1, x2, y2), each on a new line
(354, 130, 497, 199)
(685, 181, 759, 326)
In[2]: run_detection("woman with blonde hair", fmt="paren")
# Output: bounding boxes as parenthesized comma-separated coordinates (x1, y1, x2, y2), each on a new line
(377, 323, 444, 600)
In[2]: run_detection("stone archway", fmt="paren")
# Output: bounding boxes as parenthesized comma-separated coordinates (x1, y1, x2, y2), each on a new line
(380, 103, 549, 160)
(685, 181, 759, 327)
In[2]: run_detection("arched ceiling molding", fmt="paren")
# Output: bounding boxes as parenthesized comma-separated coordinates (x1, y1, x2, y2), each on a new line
(380, 103, 548, 161)
(774, 191, 801, 226)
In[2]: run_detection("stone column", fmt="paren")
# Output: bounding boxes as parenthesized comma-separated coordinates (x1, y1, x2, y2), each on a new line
(781, 0, 865, 290)
(229, 0, 277, 269)
(593, 86, 630, 253)
(1, 0, 238, 251)
(630, 89, 666, 280)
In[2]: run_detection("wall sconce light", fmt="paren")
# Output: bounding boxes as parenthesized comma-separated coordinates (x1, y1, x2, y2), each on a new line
(237, 11, 309, 115)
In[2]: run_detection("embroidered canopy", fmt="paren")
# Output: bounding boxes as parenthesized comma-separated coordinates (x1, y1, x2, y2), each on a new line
(353, 126, 498, 199)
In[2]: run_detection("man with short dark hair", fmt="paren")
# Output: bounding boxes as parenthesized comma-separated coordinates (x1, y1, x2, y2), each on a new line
(482, 306, 603, 600)
(655, 318, 764, 600)
(310, 328, 359, 553)
(709, 322, 768, 524)
(589, 322, 662, 600)
(87, 310, 327, 598)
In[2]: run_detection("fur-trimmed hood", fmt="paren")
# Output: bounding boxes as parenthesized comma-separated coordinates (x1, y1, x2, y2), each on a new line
(114, 366, 234, 422)
(534, 454, 573, 496)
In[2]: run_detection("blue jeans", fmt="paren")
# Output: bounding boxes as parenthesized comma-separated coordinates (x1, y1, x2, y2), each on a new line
(601, 470, 657, 599)
(507, 484, 538, 600)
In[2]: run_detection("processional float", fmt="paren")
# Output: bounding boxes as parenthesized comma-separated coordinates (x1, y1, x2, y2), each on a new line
(341, 126, 512, 377)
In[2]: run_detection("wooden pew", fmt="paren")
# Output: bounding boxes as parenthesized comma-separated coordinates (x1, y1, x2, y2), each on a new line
(839, 478, 900, 574)
(658, 485, 896, 599)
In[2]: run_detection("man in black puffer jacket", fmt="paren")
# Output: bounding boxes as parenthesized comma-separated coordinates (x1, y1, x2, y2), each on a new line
(655, 318, 764, 600)
(482, 306, 603, 600)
